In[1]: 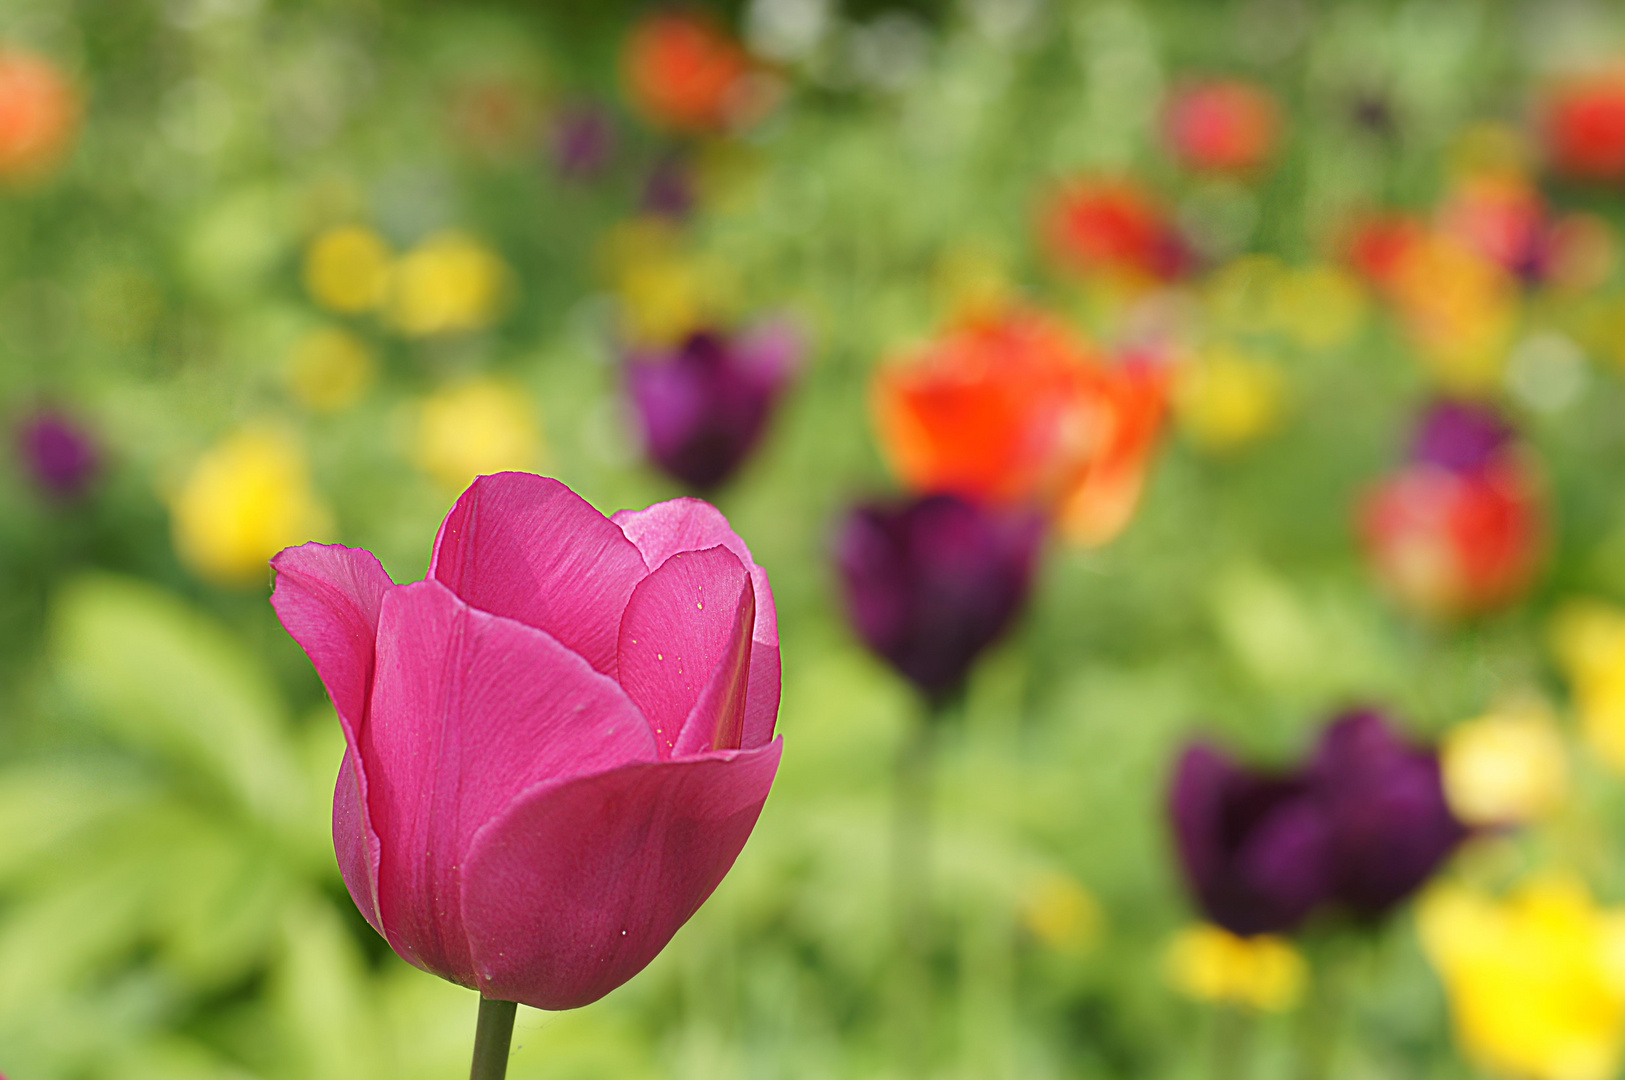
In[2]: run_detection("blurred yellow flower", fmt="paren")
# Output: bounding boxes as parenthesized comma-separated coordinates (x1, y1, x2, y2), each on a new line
(387, 231, 510, 337)
(284, 327, 376, 413)
(1165, 924, 1305, 1012)
(171, 428, 332, 587)
(1020, 872, 1102, 954)
(413, 378, 543, 491)
(1173, 346, 1285, 451)
(1551, 601, 1625, 772)
(597, 218, 736, 345)
(1390, 236, 1518, 394)
(303, 225, 393, 314)
(1442, 703, 1568, 825)
(1271, 264, 1366, 350)
(1419, 877, 1625, 1080)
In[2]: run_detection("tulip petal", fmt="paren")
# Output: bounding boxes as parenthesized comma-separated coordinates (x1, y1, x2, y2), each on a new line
(430, 473, 651, 676)
(269, 542, 395, 934)
(366, 580, 659, 985)
(618, 546, 753, 757)
(614, 498, 781, 747)
(461, 738, 783, 1010)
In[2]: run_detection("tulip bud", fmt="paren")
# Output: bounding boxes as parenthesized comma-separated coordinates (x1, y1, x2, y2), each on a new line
(1168, 743, 1332, 937)
(15, 408, 99, 501)
(833, 494, 1042, 706)
(625, 320, 801, 493)
(1306, 710, 1467, 920)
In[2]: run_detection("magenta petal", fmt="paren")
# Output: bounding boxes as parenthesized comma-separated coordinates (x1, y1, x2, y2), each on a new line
(460, 738, 783, 1010)
(613, 498, 780, 747)
(672, 566, 755, 757)
(269, 542, 395, 933)
(366, 580, 659, 986)
(430, 473, 651, 677)
(618, 546, 754, 757)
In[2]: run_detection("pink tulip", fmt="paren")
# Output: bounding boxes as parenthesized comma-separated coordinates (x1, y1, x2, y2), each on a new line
(270, 472, 782, 1010)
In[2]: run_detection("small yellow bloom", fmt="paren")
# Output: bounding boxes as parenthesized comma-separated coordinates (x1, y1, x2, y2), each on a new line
(1442, 703, 1568, 825)
(1551, 601, 1625, 773)
(1020, 873, 1102, 954)
(304, 225, 393, 314)
(1173, 346, 1285, 452)
(1271, 264, 1366, 350)
(1390, 236, 1518, 394)
(285, 327, 376, 413)
(171, 428, 332, 587)
(413, 378, 543, 491)
(1165, 924, 1306, 1012)
(1419, 877, 1625, 1080)
(596, 219, 737, 345)
(387, 231, 509, 337)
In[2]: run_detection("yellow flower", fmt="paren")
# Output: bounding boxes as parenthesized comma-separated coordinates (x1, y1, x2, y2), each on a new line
(284, 327, 376, 413)
(1390, 236, 1518, 394)
(413, 378, 543, 491)
(1165, 924, 1306, 1012)
(1270, 264, 1366, 351)
(1173, 346, 1285, 452)
(1551, 601, 1625, 773)
(596, 218, 737, 345)
(387, 231, 509, 337)
(171, 428, 331, 587)
(1419, 877, 1625, 1080)
(303, 225, 393, 314)
(1020, 873, 1102, 954)
(1442, 703, 1568, 825)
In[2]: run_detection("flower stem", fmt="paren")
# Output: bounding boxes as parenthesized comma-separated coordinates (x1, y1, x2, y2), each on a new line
(469, 996, 517, 1080)
(891, 708, 938, 1076)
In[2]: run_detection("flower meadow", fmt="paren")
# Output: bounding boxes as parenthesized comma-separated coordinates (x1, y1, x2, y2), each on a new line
(12, 0, 1625, 1077)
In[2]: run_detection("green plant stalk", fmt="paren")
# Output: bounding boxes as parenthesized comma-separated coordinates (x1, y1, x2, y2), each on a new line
(891, 707, 940, 1077)
(469, 996, 518, 1080)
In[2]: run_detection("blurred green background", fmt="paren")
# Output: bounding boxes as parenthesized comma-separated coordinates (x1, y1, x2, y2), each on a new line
(8, 0, 1625, 1077)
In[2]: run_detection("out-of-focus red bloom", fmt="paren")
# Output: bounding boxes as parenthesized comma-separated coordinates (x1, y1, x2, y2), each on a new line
(1541, 71, 1625, 182)
(1162, 79, 1281, 174)
(1437, 175, 1549, 281)
(872, 308, 1166, 547)
(622, 12, 762, 135)
(1360, 401, 1545, 620)
(1040, 178, 1192, 285)
(0, 49, 78, 181)
(1345, 213, 1426, 292)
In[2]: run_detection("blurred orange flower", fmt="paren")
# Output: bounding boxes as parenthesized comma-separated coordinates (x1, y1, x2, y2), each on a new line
(1541, 70, 1625, 182)
(873, 308, 1166, 546)
(622, 12, 763, 135)
(0, 48, 79, 181)
(1162, 79, 1281, 174)
(1039, 178, 1191, 286)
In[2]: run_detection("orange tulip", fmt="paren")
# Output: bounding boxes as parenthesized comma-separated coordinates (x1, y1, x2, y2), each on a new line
(0, 49, 78, 181)
(622, 12, 756, 135)
(873, 308, 1165, 546)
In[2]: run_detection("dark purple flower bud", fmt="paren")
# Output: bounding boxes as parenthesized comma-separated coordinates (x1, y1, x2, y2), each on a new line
(1168, 743, 1333, 937)
(833, 494, 1043, 705)
(551, 103, 617, 181)
(642, 154, 695, 220)
(626, 320, 801, 492)
(1307, 709, 1466, 920)
(1410, 399, 1515, 473)
(16, 409, 99, 500)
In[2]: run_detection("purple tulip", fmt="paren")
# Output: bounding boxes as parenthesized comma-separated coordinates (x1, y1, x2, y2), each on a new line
(551, 102, 617, 181)
(1307, 709, 1467, 920)
(625, 321, 801, 493)
(1410, 399, 1515, 474)
(1168, 743, 1333, 936)
(16, 409, 99, 500)
(641, 154, 695, 220)
(834, 494, 1043, 705)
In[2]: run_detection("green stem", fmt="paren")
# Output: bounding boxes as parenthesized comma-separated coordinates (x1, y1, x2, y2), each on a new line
(1211, 1004, 1251, 1080)
(890, 709, 939, 1076)
(469, 996, 517, 1080)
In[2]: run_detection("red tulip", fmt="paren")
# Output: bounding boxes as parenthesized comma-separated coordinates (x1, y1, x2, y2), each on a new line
(621, 12, 761, 135)
(1162, 79, 1281, 174)
(1039, 178, 1192, 285)
(270, 473, 782, 1010)
(1541, 71, 1625, 182)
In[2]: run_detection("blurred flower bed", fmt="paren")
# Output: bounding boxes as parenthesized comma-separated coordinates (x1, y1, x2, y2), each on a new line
(10, 0, 1625, 1078)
